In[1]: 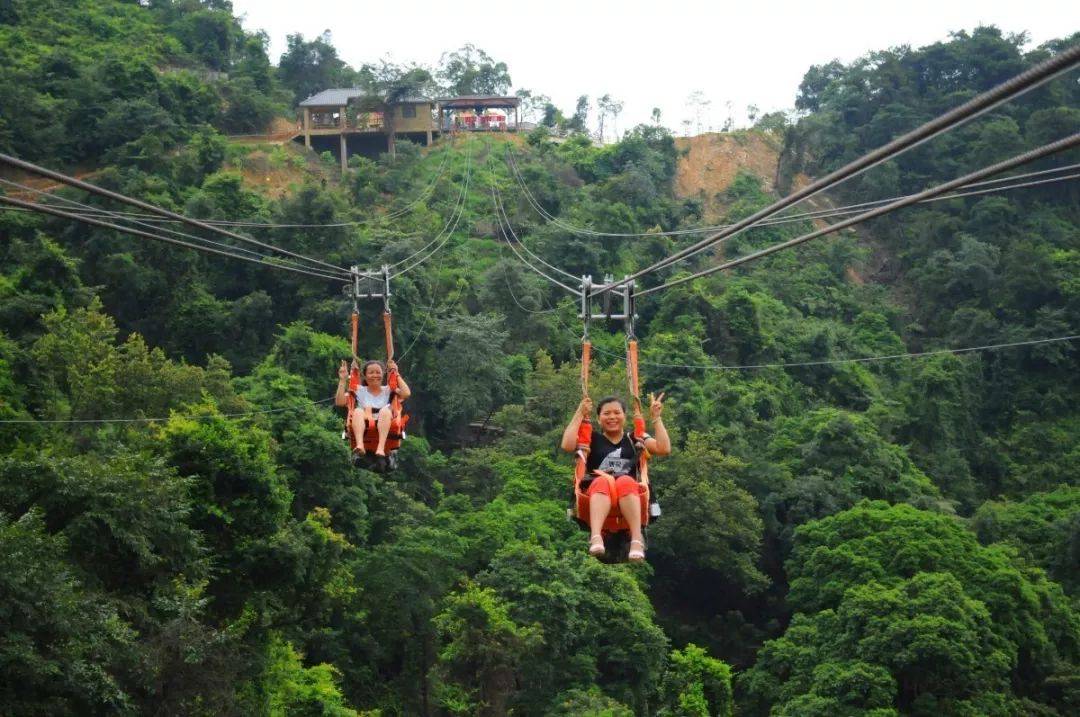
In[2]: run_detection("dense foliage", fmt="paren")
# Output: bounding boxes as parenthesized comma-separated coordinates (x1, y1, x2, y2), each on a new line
(0, 4, 1077, 714)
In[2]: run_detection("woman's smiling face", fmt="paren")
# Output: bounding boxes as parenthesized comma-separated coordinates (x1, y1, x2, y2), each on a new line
(364, 362, 384, 387)
(597, 399, 626, 434)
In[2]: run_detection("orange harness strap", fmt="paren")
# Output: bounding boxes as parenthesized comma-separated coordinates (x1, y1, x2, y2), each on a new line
(346, 312, 361, 445)
(626, 338, 650, 489)
(383, 311, 395, 362)
(382, 311, 405, 420)
(581, 340, 591, 397)
(577, 339, 593, 450)
(350, 312, 360, 362)
(573, 338, 593, 522)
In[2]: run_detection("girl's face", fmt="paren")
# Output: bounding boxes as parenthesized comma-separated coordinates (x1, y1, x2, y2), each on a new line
(598, 401, 626, 434)
(364, 364, 384, 387)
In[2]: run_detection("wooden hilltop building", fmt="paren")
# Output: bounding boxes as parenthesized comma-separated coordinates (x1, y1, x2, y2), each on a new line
(297, 89, 522, 172)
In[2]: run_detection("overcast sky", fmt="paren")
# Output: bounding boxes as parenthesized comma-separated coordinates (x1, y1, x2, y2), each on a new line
(231, 0, 1078, 136)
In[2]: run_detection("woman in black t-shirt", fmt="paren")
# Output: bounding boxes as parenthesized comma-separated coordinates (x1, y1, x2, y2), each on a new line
(561, 394, 671, 561)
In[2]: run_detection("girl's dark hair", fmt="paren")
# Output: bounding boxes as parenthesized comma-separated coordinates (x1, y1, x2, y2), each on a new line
(361, 360, 386, 384)
(596, 396, 626, 416)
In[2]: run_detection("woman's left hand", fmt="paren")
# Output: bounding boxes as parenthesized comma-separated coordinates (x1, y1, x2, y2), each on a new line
(649, 392, 665, 421)
(387, 359, 398, 374)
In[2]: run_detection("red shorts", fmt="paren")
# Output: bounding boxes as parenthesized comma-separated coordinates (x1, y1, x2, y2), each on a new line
(586, 474, 642, 500)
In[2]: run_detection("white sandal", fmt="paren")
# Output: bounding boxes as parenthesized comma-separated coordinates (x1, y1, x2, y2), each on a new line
(628, 539, 646, 562)
(589, 535, 606, 557)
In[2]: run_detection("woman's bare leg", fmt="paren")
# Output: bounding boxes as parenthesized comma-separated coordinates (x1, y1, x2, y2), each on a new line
(618, 492, 644, 544)
(375, 405, 393, 456)
(589, 492, 611, 539)
(351, 409, 366, 453)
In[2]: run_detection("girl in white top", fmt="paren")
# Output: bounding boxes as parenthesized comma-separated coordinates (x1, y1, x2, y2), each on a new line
(335, 359, 412, 457)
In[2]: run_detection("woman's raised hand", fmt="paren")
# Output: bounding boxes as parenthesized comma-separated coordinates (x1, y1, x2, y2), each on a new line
(649, 392, 665, 421)
(338, 360, 349, 381)
(578, 396, 593, 418)
(387, 359, 398, 374)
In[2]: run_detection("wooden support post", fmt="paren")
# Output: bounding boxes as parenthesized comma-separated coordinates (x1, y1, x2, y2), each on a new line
(388, 132, 395, 157)
(340, 133, 347, 175)
(426, 129, 432, 146)
(515, 106, 520, 131)
(303, 107, 311, 148)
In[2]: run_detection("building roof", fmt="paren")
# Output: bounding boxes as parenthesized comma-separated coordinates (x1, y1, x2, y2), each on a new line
(394, 95, 434, 104)
(299, 88, 366, 107)
(438, 95, 521, 109)
(299, 89, 434, 107)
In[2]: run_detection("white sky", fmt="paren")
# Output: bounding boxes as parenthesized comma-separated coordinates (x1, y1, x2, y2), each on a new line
(232, 0, 1079, 137)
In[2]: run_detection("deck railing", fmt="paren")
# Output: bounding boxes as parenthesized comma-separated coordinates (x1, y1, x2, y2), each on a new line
(441, 117, 517, 132)
(310, 114, 341, 129)
(349, 113, 384, 131)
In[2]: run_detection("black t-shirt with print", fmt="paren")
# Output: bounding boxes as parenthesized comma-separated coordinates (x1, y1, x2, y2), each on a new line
(586, 431, 640, 480)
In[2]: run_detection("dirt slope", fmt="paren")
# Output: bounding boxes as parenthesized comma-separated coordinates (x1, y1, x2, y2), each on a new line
(673, 130, 893, 284)
(674, 132, 782, 218)
(674, 131, 821, 221)
(228, 142, 342, 198)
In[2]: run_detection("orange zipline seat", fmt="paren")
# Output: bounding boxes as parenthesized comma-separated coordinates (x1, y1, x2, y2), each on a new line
(344, 304, 409, 467)
(570, 337, 652, 537)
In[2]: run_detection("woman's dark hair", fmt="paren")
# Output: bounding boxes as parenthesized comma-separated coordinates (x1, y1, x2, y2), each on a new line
(596, 396, 626, 416)
(361, 360, 386, 384)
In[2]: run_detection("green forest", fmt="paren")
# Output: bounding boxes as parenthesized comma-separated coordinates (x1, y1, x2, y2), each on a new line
(1, 1, 1079, 715)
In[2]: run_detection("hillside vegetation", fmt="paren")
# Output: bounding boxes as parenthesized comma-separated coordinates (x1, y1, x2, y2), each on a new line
(1, 4, 1079, 715)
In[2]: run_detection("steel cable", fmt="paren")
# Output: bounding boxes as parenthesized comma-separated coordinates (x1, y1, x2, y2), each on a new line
(389, 139, 474, 277)
(491, 177, 579, 281)
(536, 289, 1079, 372)
(0, 195, 346, 283)
(0, 177, 338, 276)
(590, 44, 1080, 295)
(508, 144, 1080, 238)
(0, 152, 351, 277)
(489, 185, 578, 295)
(639, 132, 1080, 296)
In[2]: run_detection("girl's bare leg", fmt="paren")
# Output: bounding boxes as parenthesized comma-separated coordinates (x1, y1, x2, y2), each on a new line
(375, 406, 393, 456)
(351, 409, 366, 453)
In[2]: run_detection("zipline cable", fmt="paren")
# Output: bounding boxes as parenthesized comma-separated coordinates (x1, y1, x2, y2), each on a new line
(363, 144, 453, 222)
(0, 397, 337, 424)
(0, 177, 342, 275)
(389, 139, 474, 278)
(11, 167, 1075, 282)
(397, 279, 468, 361)
(639, 132, 1080, 296)
(490, 184, 578, 294)
(506, 144, 722, 238)
(590, 44, 1080, 295)
(587, 334, 1080, 371)
(213, 143, 455, 228)
(3, 146, 453, 230)
(490, 169, 579, 282)
(535, 289, 1080, 371)
(0, 152, 351, 277)
(658, 167, 1080, 272)
(0, 195, 346, 283)
(497, 250, 560, 315)
(744, 162, 1080, 226)
(507, 143, 1080, 237)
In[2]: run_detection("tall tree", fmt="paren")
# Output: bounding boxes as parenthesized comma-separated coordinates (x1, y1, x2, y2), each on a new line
(436, 44, 511, 96)
(278, 31, 355, 105)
